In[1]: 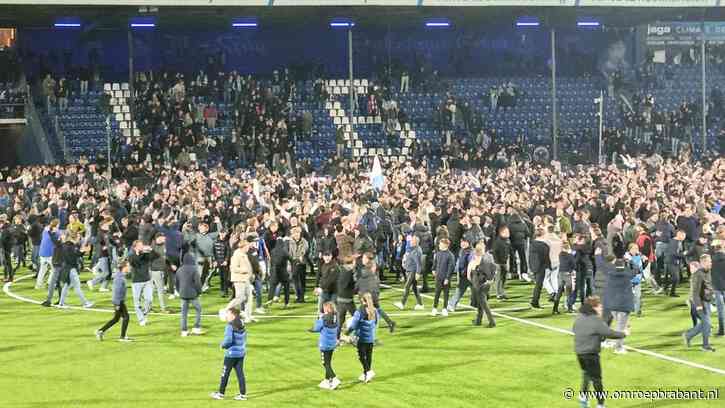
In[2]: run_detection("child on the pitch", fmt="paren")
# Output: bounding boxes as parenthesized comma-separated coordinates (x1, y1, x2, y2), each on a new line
(210, 308, 248, 401)
(431, 238, 455, 317)
(310, 301, 340, 390)
(346, 292, 379, 383)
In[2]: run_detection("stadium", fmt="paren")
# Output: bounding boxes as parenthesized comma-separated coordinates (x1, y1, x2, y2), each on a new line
(0, 1, 724, 407)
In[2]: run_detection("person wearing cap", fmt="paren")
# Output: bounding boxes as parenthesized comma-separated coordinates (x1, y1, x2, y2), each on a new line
(227, 235, 261, 323)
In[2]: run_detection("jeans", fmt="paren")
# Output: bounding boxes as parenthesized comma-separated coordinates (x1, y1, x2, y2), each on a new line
(90, 257, 111, 289)
(473, 285, 494, 325)
(100, 302, 129, 338)
(227, 282, 252, 317)
(31, 245, 40, 272)
(293, 262, 306, 302)
(715, 290, 725, 334)
(632, 285, 642, 314)
(150, 270, 166, 311)
(432, 278, 450, 309)
(509, 241, 527, 277)
(611, 311, 629, 350)
(665, 263, 681, 295)
(180, 297, 202, 331)
(686, 302, 712, 347)
(59, 269, 90, 306)
(219, 357, 246, 395)
(400, 271, 422, 307)
(253, 277, 263, 309)
(36, 256, 53, 287)
(531, 270, 546, 306)
(544, 266, 559, 295)
(44, 266, 62, 303)
(131, 281, 153, 323)
(577, 353, 604, 405)
(494, 263, 507, 297)
(2, 250, 14, 281)
(448, 275, 471, 310)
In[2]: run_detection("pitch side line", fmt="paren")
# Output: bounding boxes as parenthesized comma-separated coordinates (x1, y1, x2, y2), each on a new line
(381, 284, 725, 376)
(1, 274, 524, 319)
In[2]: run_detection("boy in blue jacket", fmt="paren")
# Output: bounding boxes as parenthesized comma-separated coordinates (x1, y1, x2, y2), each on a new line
(210, 308, 248, 401)
(624, 243, 644, 317)
(310, 301, 340, 390)
(96, 260, 132, 342)
(346, 293, 379, 384)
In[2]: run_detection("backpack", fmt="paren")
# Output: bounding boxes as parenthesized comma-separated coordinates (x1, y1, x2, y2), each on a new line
(360, 210, 379, 236)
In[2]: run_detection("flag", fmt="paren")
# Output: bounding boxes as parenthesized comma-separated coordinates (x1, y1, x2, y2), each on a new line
(370, 155, 385, 191)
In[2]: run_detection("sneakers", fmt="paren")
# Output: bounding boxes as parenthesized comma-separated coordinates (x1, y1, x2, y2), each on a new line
(601, 340, 614, 349)
(41, 301, 51, 307)
(201, 284, 210, 293)
(234, 394, 247, 401)
(329, 377, 341, 390)
(521, 273, 532, 282)
(118, 336, 134, 342)
(87, 281, 94, 291)
(682, 332, 691, 348)
(447, 305, 456, 313)
(701, 345, 716, 352)
(613, 348, 627, 355)
(358, 373, 367, 382)
(318, 379, 331, 390)
(83, 302, 94, 309)
(431, 308, 438, 317)
(393, 302, 404, 310)
(192, 327, 206, 335)
(139, 320, 148, 327)
(388, 321, 396, 334)
(181, 331, 190, 337)
(441, 308, 449, 317)
(255, 308, 266, 315)
(95, 330, 104, 341)
(365, 370, 375, 383)
(168, 294, 177, 300)
(210, 392, 224, 400)
(413, 304, 424, 311)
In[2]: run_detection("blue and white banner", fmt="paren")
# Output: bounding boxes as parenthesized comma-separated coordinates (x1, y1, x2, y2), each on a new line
(646, 21, 725, 46)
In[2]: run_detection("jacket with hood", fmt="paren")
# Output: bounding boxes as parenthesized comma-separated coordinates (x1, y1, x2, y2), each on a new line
(573, 302, 626, 355)
(175, 253, 202, 299)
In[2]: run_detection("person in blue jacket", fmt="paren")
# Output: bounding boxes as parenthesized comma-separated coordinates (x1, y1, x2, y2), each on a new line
(310, 301, 340, 390)
(210, 308, 248, 401)
(346, 292, 379, 384)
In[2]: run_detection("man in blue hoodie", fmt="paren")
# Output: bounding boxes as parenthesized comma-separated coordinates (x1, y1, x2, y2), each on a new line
(36, 219, 60, 289)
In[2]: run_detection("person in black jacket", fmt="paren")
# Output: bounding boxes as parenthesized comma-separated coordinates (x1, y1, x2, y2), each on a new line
(553, 242, 577, 314)
(573, 296, 627, 408)
(129, 240, 159, 326)
(0, 215, 16, 282)
(213, 230, 231, 297)
(57, 233, 93, 308)
(712, 242, 725, 337)
(176, 253, 205, 336)
(315, 251, 338, 315)
(491, 226, 511, 300)
(683, 255, 715, 352)
(335, 254, 357, 338)
(529, 229, 551, 309)
(664, 230, 686, 297)
(431, 238, 455, 317)
(507, 209, 531, 281)
(469, 244, 496, 327)
(28, 215, 44, 273)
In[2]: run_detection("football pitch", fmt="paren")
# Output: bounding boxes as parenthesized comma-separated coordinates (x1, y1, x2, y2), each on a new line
(2, 269, 724, 408)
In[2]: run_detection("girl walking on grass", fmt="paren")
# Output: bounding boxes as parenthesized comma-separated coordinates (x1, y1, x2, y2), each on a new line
(345, 292, 379, 383)
(311, 301, 340, 390)
(210, 308, 248, 401)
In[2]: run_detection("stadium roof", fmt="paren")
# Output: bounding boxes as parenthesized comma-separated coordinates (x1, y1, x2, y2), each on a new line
(0, 4, 723, 30)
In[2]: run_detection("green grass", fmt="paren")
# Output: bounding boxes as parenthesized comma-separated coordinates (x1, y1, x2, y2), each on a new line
(1, 267, 724, 408)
